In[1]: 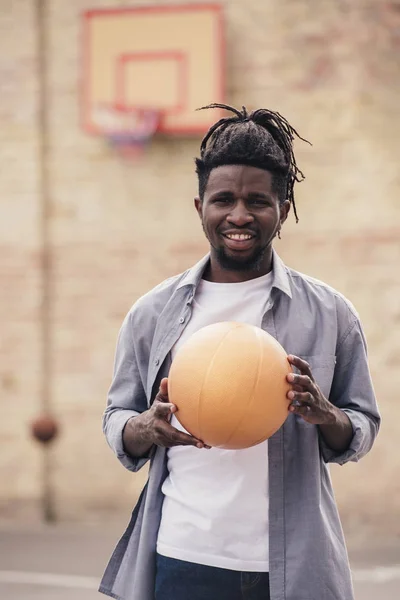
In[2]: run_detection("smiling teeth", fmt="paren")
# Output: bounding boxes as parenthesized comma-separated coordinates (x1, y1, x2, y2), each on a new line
(226, 234, 252, 240)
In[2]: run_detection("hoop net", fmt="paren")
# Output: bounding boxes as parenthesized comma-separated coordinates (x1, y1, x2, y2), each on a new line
(93, 104, 161, 159)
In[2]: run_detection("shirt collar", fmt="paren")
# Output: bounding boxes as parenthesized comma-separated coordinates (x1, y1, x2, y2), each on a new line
(176, 249, 292, 299)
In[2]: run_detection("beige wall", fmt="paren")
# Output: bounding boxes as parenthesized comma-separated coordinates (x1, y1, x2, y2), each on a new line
(1, 0, 399, 537)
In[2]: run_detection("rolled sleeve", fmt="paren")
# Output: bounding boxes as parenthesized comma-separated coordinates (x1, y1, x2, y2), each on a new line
(320, 315, 381, 465)
(319, 408, 379, 465)
(103, 311, 151, 472)
(103, 409, 151, 472)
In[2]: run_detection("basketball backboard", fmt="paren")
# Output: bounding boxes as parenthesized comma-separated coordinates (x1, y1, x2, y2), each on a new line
(81, 4, 225, 137)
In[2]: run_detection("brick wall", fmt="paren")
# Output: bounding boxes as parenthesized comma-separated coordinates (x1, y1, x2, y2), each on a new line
(1, 0, 399, 536)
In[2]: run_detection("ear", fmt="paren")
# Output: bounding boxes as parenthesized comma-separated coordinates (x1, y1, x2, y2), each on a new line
(279, 200, 291, 226)
(194, 196, 203, 219)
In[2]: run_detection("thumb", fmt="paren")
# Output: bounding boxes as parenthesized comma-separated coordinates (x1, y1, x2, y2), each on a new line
(158, 377, 169, 401)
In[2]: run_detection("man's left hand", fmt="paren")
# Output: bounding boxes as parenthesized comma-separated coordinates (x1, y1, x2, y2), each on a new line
(286, 355, 335, 425)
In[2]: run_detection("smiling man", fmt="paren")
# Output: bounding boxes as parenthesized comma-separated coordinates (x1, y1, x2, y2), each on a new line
(100, 104, 380, 600)
(197, 166, 285, 278)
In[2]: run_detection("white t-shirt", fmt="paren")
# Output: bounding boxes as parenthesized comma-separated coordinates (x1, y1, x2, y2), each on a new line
(156, 271, 273, 572)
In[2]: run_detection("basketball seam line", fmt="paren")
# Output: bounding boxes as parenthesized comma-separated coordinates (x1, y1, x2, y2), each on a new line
(223, 326, 263, 448)
(197, 324, 241, 444)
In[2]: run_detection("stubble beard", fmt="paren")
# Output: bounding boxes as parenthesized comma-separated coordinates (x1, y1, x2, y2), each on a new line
(202, 223, 268, 272)
(214, 245, 267, 272)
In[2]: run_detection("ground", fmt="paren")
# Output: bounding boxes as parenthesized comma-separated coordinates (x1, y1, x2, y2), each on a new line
(1, 523, 399, 599)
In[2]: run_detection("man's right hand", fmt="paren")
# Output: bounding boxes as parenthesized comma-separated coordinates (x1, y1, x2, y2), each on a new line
(122, 378, 210, 458)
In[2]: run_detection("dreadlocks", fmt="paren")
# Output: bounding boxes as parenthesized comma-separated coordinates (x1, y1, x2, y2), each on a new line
(195, 103, 310, 222)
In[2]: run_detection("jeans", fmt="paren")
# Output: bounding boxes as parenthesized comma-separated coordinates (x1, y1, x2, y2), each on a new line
(155, 554, 270, 600)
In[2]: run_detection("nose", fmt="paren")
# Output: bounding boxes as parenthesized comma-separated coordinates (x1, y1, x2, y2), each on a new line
(227, 201, 254, 227)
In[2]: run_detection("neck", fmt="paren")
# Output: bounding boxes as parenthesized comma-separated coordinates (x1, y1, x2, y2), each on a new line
(204, 246, 274, 283)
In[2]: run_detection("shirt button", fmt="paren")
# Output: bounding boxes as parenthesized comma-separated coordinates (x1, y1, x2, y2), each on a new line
(155, 359, 160, 366)
(179, 317, 185, 324)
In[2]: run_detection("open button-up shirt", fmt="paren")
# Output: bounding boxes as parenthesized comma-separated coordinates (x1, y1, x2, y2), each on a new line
(100, 251, 380, 600)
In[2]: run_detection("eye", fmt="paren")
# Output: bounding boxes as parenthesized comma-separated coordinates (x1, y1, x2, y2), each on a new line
(213, 196, 232, 205)
(249, 197, 269, 206)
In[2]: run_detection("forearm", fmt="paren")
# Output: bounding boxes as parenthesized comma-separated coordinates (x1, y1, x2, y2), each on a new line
(319, 406, 353, 452)
(122, 413, 153, 459)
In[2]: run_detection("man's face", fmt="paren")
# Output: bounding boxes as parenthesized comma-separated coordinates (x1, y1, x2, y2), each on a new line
(195, 165, 289, 273)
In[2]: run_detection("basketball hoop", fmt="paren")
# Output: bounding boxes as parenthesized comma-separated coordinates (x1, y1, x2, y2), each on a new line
(93, 104, 161, 160)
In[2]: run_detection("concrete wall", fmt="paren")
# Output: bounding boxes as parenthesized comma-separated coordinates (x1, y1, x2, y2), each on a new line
(1, 0, 399, 537)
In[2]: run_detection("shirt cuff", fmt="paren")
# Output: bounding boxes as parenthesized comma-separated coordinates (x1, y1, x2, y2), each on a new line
(319, 409, 366, 466)
(104, 409, 153, 473)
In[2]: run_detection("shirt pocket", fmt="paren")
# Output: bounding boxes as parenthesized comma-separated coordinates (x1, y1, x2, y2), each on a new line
(295, 354, 336, 400)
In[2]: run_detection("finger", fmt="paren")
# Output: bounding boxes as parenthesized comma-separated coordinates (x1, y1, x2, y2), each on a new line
(156, 421, 205, 448)
(153, 400, 177, 417)
(156, 378, 169, 403)
(289, 403, 312, 417)
(287, 391, 314, 407)
(287, 372, 316, 392)
(287, 383, 303, 394)
(287, 355, 314, 380)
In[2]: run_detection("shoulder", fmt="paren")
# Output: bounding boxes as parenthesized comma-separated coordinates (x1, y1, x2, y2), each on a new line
(288, 267, 359, 317)
(288, 267, 360, 339)
(126, 270, 188, 324)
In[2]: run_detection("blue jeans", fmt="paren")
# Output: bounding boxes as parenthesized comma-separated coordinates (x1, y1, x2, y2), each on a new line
(155, 554, 270, 600)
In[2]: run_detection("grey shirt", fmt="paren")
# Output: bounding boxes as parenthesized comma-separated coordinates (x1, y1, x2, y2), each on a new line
(100, 251, 380, 600)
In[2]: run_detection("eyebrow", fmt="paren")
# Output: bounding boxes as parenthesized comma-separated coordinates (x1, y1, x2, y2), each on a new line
(247, 191, 272, 200)
(209, 190, 272, 199)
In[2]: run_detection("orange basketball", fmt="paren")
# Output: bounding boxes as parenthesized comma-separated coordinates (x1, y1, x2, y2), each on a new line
(168, 322, 292, 449)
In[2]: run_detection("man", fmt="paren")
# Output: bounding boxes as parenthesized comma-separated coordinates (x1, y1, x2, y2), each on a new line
(100, 104, 380, 600)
